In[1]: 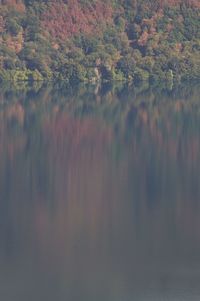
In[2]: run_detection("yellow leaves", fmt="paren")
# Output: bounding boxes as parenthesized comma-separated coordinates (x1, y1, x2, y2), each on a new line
(3, 30, 24, 53)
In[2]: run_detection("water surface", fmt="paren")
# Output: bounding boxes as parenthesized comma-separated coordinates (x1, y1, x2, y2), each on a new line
(0, 84, 200, 300)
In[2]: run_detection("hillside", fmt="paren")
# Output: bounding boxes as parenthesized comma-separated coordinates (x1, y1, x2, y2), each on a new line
(0, 0, 200, 83)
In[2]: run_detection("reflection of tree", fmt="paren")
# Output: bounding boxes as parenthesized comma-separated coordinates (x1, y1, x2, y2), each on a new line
(0, 85, 200, 299)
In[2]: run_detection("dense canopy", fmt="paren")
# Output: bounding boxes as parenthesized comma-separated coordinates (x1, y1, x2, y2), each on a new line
(0, 0, 200, 83)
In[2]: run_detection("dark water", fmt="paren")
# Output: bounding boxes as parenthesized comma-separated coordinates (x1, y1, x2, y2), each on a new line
(0, 83, 200, 301)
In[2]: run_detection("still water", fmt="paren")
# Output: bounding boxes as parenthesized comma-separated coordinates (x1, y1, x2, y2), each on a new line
(0, 83, 200, 301)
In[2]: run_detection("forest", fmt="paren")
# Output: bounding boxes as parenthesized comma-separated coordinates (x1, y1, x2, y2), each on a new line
(0, 0, 200, 84)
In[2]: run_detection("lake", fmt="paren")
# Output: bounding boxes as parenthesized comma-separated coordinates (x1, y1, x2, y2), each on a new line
(0, 83, 200, 301)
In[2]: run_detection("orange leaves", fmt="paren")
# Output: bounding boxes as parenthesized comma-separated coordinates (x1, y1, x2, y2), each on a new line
(0, 16, 5, 33)
(41, 0, 114, 40)
(0, 0, 25, 12)
(138, 31, 149, 46)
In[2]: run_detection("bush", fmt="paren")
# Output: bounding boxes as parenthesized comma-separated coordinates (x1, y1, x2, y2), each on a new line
(134, 68, 149, 82)
(6, 19, 21, 36)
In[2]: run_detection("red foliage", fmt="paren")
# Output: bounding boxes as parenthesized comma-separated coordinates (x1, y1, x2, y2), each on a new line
(41, 0, 114, 40)
(0, 0, 25, 11)
(0, 15, 5, 33)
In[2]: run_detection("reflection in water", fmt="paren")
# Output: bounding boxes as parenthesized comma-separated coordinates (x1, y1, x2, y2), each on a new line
(0, 84, 200, 300)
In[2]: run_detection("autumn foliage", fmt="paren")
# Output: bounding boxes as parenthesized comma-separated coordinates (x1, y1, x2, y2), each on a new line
(41, 0, 114, 39)
(0, 0, 200, 83)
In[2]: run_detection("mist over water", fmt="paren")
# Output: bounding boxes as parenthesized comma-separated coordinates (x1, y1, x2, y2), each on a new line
(0, 84, 200, 301)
